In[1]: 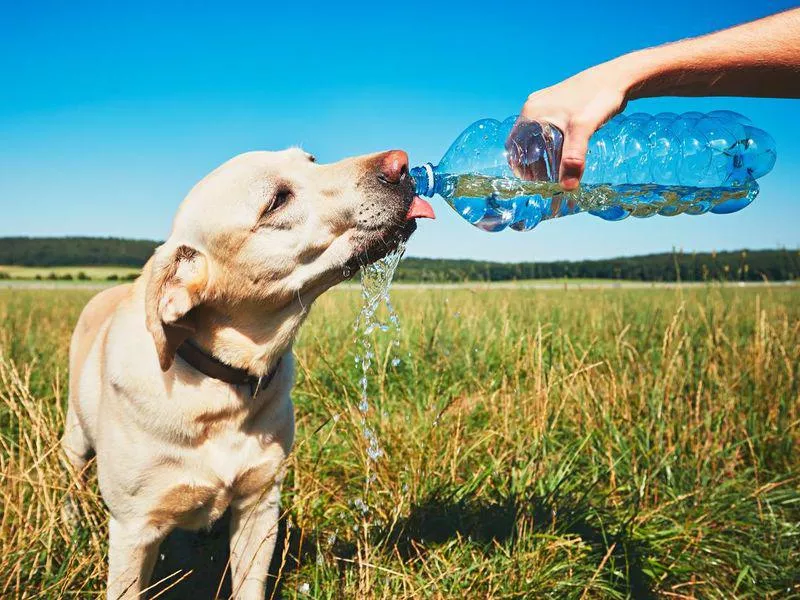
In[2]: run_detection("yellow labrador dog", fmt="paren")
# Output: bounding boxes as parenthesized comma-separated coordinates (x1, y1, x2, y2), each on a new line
(62, 148, 434, 599)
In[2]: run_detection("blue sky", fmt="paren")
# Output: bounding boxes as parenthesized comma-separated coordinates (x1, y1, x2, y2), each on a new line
(1, 0, 797, 262)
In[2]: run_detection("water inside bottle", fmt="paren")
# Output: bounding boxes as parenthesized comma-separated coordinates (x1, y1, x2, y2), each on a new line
(440, 173, 759, 232)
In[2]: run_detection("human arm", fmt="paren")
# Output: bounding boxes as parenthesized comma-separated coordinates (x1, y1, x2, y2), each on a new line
(511, 8, 800, 189)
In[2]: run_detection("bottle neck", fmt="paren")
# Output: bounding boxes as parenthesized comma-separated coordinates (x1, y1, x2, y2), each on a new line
(410, 163, 436, 197)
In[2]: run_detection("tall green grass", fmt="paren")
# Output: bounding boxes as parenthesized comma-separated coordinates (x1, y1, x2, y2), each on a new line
(1, 286, 798, 598)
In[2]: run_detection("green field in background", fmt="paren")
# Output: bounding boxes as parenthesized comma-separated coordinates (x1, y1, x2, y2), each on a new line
(0, 265, 140, 280)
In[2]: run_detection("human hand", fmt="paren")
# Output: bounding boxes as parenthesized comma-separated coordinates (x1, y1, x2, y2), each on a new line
(507, 61, 632, 190)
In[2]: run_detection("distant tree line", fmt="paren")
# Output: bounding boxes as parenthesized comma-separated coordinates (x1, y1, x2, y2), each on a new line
(0, 237, 159, 267)
(0, 237, 797, 282)
(395, 249, 799, 282)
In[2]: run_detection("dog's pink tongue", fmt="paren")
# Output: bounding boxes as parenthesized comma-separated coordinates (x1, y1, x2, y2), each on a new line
(406, 196, 436, 220)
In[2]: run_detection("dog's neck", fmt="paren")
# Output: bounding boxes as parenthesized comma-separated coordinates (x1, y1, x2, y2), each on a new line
(188, 299, 308, 377)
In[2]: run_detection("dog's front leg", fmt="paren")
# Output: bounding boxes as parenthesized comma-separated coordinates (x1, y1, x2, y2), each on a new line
(106, 518, 162, 600)
(229, 484, 281, 599)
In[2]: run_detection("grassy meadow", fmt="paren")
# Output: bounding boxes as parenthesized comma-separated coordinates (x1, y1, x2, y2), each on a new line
(0, 265, 141, 281)
(0, 284, 798, 598)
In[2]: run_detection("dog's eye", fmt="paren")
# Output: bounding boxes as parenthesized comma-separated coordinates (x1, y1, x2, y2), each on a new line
(257, 187, 293, 226)
(254, 183, 294, 230)
(269, 187, 293, 212)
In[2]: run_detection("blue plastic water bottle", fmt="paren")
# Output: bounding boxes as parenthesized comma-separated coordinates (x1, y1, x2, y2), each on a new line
(410, 111, 776, 232)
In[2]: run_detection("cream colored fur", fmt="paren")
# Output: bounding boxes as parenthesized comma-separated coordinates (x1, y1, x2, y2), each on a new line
(63, 148, 416, 599)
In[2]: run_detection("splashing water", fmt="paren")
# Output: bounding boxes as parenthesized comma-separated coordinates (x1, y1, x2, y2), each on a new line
(353, 240, 406, 466)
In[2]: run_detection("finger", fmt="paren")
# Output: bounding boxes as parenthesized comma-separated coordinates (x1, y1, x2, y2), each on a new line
(505, 121, 532, 179)
(505, 118, 542, 179)
(559, 122, 593, 191)
(506, 117, 563, 181)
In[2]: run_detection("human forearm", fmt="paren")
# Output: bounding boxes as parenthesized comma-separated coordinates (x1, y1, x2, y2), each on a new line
(621, 8, 800, 99)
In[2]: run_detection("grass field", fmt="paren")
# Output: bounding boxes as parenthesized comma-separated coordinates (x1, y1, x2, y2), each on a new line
(0, 265, 612, 286)
(0, 265, 141, 280)
(1, 285, 798, 598)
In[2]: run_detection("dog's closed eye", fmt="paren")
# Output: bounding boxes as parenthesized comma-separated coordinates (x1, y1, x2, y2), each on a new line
(271, 187, 293, 211)
(262, 186, 293, 215)
(255, 185, 295, 230)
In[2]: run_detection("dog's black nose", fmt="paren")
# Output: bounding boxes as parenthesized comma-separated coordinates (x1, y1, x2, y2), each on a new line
(377, 150, 409, 184)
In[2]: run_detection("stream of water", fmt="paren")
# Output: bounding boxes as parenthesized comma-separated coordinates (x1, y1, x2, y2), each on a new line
(353, 240, 406, 474)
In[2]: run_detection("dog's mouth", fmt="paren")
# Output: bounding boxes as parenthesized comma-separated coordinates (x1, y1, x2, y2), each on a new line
(345, 196, 435, 274)
(347, 220, 416, 271)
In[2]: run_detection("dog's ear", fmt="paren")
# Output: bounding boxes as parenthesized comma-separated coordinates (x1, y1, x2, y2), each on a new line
(145, 243, 208, 371)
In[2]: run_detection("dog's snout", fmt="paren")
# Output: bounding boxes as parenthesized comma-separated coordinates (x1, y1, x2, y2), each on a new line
(377, 150, 409, 184)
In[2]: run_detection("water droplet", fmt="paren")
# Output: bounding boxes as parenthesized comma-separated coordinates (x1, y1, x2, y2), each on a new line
(366, 443, 384, 461)
(353, 497, 369, 514)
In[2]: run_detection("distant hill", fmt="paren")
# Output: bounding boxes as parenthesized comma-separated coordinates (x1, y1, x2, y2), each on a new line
(0, 237, 159, 268)
(395, 250, 799, 283)
(0, 237, 797, 282)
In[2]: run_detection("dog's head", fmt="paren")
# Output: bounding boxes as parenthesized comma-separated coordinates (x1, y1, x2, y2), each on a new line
(144, 148, 434, 371)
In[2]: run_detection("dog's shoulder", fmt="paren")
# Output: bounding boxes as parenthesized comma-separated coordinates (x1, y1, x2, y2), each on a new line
(70, 284, 134, 380)
(73, 284, 133, 340)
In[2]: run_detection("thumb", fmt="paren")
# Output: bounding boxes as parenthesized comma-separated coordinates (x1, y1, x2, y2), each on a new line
(559, 123, 593, 191)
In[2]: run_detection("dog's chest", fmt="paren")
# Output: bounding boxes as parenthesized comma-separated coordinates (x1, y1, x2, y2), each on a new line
(149, 424, 288, 531)
(133, 378, 294, 533)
